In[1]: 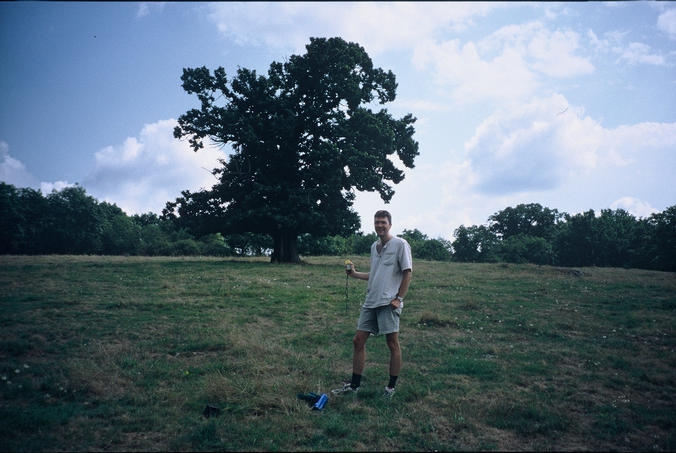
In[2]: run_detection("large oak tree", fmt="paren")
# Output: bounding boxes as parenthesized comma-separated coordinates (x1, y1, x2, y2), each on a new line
(171, 37, 419, 262)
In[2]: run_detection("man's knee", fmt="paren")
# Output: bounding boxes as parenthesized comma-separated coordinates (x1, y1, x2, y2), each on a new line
(386, 334, 400, 352)
(353, 331, 368, 350)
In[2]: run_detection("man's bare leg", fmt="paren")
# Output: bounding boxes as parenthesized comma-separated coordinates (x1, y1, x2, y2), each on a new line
(352, 330, 370, 375)
(386, 332, 401, 377)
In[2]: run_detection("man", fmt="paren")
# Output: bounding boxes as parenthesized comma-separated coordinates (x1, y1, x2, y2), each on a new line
(332, 210, 413, 398)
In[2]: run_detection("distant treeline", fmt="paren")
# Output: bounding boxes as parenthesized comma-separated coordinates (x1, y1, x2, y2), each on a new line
(1, 183, 674, 271)
(0, 183, 374, 258)
(447, 203, 675, 272)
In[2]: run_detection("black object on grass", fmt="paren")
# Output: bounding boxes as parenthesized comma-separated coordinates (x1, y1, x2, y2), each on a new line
(202, 405, 221, 418)
(297, 392, 321, 406)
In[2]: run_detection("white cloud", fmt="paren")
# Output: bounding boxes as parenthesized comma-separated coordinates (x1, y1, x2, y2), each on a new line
(588, 29, 668, 66)
(83, 119, 227, 215)
(353, 156, 572, 240)
(618, 42, 667, 66)
(606, 122, 676, 157)
(527, 29, 595, 77)
(207, 4, 598, 108)
(657, 8, 676, 40)
(136, 2, 165, 19)
(413, 21, 594, 105)
(465, 94, 591, 193)
(464, 94, 676, 195)
(354, 96, 675, 237)
(353, 159, 486, 239)
(478, 21, 594, 78)
(40, 181, 74, 194)
(137, 3, 150, 18)
(413, 39, 538, 104)
(207, 2, 503, 55)
(0, 141, 38, 188)
(393, 99, 451, 113)
(610, 197, 658, 218)
(0, 141, 75, 193)
(587, 29, 606, 52)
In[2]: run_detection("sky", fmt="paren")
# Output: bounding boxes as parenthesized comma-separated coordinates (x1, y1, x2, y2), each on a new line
(1, 1, 675, 239)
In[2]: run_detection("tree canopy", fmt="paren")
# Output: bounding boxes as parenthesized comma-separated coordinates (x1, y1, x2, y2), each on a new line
(488, 203, 563, 241)
(170, 37, 419, 262)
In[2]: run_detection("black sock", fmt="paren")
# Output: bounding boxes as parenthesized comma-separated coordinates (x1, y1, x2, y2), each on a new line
(351, 373, 362, 389)
(388, 375, 398, 388)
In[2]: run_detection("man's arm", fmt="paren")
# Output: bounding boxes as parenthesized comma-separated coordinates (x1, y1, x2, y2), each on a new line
(390, 269, 412, 309)
(347, 263, 369, 281)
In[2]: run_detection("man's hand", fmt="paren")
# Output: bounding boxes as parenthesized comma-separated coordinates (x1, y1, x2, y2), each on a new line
(345, 260, 369, 281)
(390, 298, 401, 309)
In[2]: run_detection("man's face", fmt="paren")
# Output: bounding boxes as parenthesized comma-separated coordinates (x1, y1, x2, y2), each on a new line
(374, 216, 391, 239)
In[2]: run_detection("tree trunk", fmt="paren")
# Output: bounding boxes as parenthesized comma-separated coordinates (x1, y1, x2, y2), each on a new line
(271, 231, 300, 263)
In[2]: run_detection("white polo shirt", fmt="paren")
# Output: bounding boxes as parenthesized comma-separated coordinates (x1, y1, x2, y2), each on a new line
(363, 236, 413, 309)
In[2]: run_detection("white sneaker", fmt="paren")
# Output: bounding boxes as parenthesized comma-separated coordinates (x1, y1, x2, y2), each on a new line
(383, 386, 396, 398)
(331, 383, 359, 395)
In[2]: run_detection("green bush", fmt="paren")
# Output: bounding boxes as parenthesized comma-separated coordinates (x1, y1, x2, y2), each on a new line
(499, 234, 553, 265)
(199, 233, 232, 257)
(171, 239, 201, 256)
(415, 238, 452, 261)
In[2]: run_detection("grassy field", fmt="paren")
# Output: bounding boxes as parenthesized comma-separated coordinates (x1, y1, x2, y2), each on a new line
(0, 255, 674, 451)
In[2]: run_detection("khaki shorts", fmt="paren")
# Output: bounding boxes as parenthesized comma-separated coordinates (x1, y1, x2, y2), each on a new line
(357, 304, 402, 335)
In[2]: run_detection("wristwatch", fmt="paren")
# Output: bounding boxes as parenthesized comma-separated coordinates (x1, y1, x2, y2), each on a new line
(396, 295, 404, 303)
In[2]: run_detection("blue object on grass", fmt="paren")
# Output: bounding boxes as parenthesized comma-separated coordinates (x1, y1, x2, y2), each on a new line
(313, 393, 328, 410)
